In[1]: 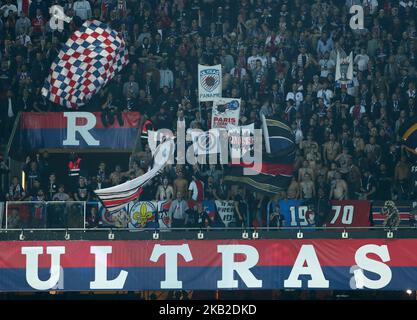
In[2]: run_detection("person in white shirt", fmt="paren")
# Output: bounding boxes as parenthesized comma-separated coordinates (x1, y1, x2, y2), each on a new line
(188, 174, 204, 201)
(286, 83, 304, 108)
(297, 46, 310, 69)
(168, 192, 189, 228)
(346, 0, 363, 8)
(347, 74, 360, 97)
(159, 61, 174, 89)
(406, 82, 416, 99)
(0, 0, 17, 18)
(247, 47, 266, 70)
(349, 97, 366, 119)
(188, 180, 199, 201)
(229, 61, 247, 81)
(15, 11, 31, 36)
(16, 33, 31, 46)
(354, 48, 370, 72)
(73, 0, 92, 21)
(363, 0, 378, 14)
(319, 51, 336, 78)
(399, 1, 417, 8)
(316, 82, 333, 108)
(317, 32, 334, 56)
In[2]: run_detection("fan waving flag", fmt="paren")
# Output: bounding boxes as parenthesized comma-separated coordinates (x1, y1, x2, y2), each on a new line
(42, 20, 128, 108)
(94, 139, 175, 213)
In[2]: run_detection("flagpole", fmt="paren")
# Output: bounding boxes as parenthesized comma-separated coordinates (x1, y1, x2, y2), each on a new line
(199, 98, 202, 124)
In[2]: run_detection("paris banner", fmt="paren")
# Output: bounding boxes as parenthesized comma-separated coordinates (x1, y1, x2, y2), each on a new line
(0, 239, 417, 291)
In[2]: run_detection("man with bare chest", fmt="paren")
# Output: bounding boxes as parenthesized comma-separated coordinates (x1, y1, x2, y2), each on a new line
(335, 147, 352, 175)
(301, 134, 319, 157)
(109, 165, 123, 186)
(287, 176, 300, 199)
(330, 172, 348, 200)
(298, 160, 315, 182)
(174, 169, 188, 198)
(323, 133, 340, 165)
(300, 173, 315, 200)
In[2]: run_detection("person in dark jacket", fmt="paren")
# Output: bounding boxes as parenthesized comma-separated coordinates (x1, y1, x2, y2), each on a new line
(315, 184, 331, 227)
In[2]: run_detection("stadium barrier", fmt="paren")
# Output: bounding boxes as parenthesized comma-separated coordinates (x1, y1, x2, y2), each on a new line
(1, 200, 416, 231)
(5, 201, 85, 229)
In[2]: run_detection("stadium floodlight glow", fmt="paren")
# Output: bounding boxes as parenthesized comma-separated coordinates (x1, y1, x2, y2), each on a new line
(197, 231, 204, 240)
(297, 230, 303, 239)
(387, 231, 394, 239)
(252, 231, 259, 239)
(242, 230, 249, 239)
(406, 289, 413, 295)
(64, 230, 70, 240)
(19, 231, 25, 241)
(152, 231, 159, 240)
(342, 230, 349, 239)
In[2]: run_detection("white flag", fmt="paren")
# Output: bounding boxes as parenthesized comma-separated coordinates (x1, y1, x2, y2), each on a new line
(198, 64, 222, 101)
(94, 139, 175, 213)
(215, 200, 236, 227)
(227, 123, 255, 161)
(211, 97, 241, 129)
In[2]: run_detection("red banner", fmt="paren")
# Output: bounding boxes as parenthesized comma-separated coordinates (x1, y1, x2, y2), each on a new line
(16, 112, 140, 151)
(326, 200, 371, 228)
(0, 239, 416, 291)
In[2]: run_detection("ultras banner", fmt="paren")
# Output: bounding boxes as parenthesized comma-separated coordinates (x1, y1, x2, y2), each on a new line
(0, 239, 417, 292)
(15, 112, 140, 151)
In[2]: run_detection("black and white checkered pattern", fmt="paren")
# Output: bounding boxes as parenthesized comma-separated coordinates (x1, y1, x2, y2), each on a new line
(42, 20, 129, 108)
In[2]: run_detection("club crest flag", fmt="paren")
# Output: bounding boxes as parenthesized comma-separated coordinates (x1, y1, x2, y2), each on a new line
(211, 98, 241, 129)
(128, 201, 158, 229)
(198, 64, 222, 101)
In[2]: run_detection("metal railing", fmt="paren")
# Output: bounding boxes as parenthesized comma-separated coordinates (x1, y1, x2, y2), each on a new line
(1, 200, 416, 232)
(5, 201, 86, 230)
(2, 226, 414, 231)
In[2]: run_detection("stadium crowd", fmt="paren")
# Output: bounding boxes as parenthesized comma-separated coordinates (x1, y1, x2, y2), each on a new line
(0, 0, 417, 228)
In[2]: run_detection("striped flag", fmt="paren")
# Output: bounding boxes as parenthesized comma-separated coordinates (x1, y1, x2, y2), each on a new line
(94, 139, 175, 213)
(42, 20, 128, 109)
(224, 116, 296, 195)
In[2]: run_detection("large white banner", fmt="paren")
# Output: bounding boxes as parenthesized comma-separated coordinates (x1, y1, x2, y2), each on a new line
(198, 64, 222, 101)
(215, 200, 236, 227)
(211, 98, 241, 129)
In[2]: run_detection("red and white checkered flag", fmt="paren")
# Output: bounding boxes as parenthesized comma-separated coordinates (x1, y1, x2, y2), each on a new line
(42, 20, 128, 108)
